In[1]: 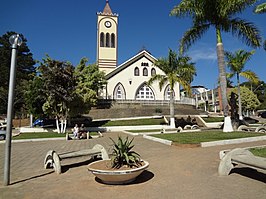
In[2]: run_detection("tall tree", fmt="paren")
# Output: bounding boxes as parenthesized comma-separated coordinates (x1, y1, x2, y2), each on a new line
(241, 81, 266, 109)
(225, 49, 259, 120)
(0, 31, 35, 115)
(70, 57, 106, 116)
(148, 49, 196, 128)
(170, 0, 262, 131)
(254, 2, 266, 50)
(230, 86, 261, 114)
(254, 2, 266, 13)
(24, 76, 46, 118)
(38, 55, 76, 133)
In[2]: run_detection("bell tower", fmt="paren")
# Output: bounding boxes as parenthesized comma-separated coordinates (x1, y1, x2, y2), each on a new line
(97, 0, 118, 74)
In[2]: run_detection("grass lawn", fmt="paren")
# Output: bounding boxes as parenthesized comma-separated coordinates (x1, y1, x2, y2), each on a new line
(151, 131, 265, 144)
(250, 147, 266, 158)
(202, 117, 224, 123)
(13, 132, 66, 140)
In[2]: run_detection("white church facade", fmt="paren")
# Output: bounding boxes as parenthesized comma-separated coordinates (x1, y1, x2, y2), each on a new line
(96, 1, 181, 102)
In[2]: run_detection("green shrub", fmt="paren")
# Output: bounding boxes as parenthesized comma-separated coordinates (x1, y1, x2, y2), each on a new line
(155, 108, 162, 113)
(110, 136, 141, 169)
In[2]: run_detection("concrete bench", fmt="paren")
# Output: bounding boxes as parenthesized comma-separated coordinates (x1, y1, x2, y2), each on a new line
(44, 144, 109, 174)
(160, 125, 200, 134)
(237, 124, 266, 133)
(66, 131, 103, 140)
(218, 148, 266, 176)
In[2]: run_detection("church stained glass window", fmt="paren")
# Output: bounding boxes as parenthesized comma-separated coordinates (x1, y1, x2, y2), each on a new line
(134, 67, 139, 76)
(136, 84, 154, 100)
(151, 68, 156, 76)
(164, 85, 175, 100)
(143, 67, 148, 76)
(114, 83, 126, 99)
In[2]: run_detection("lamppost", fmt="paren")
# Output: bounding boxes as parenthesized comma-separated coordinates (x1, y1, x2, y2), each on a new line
(3, 34, 22, 186)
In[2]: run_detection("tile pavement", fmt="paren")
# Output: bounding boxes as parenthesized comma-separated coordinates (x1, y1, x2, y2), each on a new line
(0, 131, 265, 199)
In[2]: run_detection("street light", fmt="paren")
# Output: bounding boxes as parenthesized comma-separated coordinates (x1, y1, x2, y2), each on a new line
(4, 34, 22, 186)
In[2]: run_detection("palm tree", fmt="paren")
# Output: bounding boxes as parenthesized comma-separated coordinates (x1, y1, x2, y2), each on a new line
(254, 2, 266, 13)
(225, 49, 259, 120)
(147, 49, 196, 128)
(170, 0, 262, 132)
(254, 2, 266, 50)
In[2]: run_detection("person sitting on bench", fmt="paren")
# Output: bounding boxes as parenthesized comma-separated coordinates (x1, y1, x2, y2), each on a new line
(73, 124, 79, 139)
(78, 123, 87, 139)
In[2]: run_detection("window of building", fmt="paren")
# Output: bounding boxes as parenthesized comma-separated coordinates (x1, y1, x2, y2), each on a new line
(143, 67, 148, 76)
(151, 68, 156, 76)
(100, 32, 104, 47)
(164, 85, 175, 100)
(141, 62, 149, 66)
(114, 83, 126, 99)
(106, 33, 110, 47)
(136, 84, 154, 100)
(111, 33, 115, 48)
(134, 67, 139, 76)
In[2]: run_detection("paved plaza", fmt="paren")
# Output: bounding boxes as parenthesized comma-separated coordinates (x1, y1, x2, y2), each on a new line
(0, 131, 265, 199)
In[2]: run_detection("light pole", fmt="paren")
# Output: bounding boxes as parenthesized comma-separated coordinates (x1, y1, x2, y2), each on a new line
(3, 34, 22, 186)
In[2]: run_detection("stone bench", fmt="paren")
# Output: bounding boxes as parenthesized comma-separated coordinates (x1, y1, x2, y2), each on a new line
(160, 125, 200, 133)
(218, 148, 266, 176)
(44, 144, 109, 174)
(237, 124, 266, 133)
(66, 131, 103, 140)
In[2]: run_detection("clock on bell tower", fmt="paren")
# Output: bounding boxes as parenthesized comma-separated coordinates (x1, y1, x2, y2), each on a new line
(97, 0, 118, 74)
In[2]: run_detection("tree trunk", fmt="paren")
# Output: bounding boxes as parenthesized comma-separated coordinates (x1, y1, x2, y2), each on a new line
(63, 119, 67, 133)
(56, 118, 60, 134)
(237, 74, 243, 120)
(60, 119, 64, 133)
(216, 28, 233, 132)
(216, 43, 228, 116)
(169, 90, 175, 128)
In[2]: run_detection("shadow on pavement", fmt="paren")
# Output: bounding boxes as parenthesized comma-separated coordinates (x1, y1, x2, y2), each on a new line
(61, 159, 95, 173)
(94, 170, 154, 185)
(231, 168, 266, 183)
(10, 171, 54, 185)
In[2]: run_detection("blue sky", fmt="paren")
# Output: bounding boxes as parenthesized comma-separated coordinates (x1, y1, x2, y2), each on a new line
(1, 0, 265, 89)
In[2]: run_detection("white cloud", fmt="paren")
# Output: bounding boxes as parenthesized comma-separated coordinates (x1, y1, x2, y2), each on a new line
(188, 47, 217, 62)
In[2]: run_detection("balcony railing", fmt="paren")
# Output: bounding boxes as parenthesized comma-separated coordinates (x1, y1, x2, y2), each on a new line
(97, 97, 196, 106)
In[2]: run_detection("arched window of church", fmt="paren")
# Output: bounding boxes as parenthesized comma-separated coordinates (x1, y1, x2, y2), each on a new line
(134, 67, 139, 76)
(164, 85, 175, 100)
(151, 68, 156, 76)
(100, 32, 105, 47)
(136, 84, 155, 100)
(143, 67, 148, 76)
(106, 33, 110, 47)
(114, 83, 126, 99)
(111, 33, 115, 48)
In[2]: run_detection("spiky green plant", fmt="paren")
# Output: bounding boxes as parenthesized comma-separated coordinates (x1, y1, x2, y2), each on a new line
(110, 136, 141, 169)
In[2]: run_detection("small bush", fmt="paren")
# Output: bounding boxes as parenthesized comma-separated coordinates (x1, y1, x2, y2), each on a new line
(110, 136, 141, 169)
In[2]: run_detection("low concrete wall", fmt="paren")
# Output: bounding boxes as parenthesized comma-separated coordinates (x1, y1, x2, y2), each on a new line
(201, 135, 266, 147)
(20, 127, 57, 133)
(197, 116, 223, 128)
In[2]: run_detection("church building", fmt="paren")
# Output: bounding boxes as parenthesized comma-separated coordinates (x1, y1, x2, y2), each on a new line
(96, 1, 181, 101)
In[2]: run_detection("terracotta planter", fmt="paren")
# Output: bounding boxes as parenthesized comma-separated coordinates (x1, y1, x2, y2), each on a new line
(88, 159, 149, 184)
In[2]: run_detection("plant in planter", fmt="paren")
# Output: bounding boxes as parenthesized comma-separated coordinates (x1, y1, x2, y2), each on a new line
(110, 136, 142, 169)
(88, 136, 149, 184)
